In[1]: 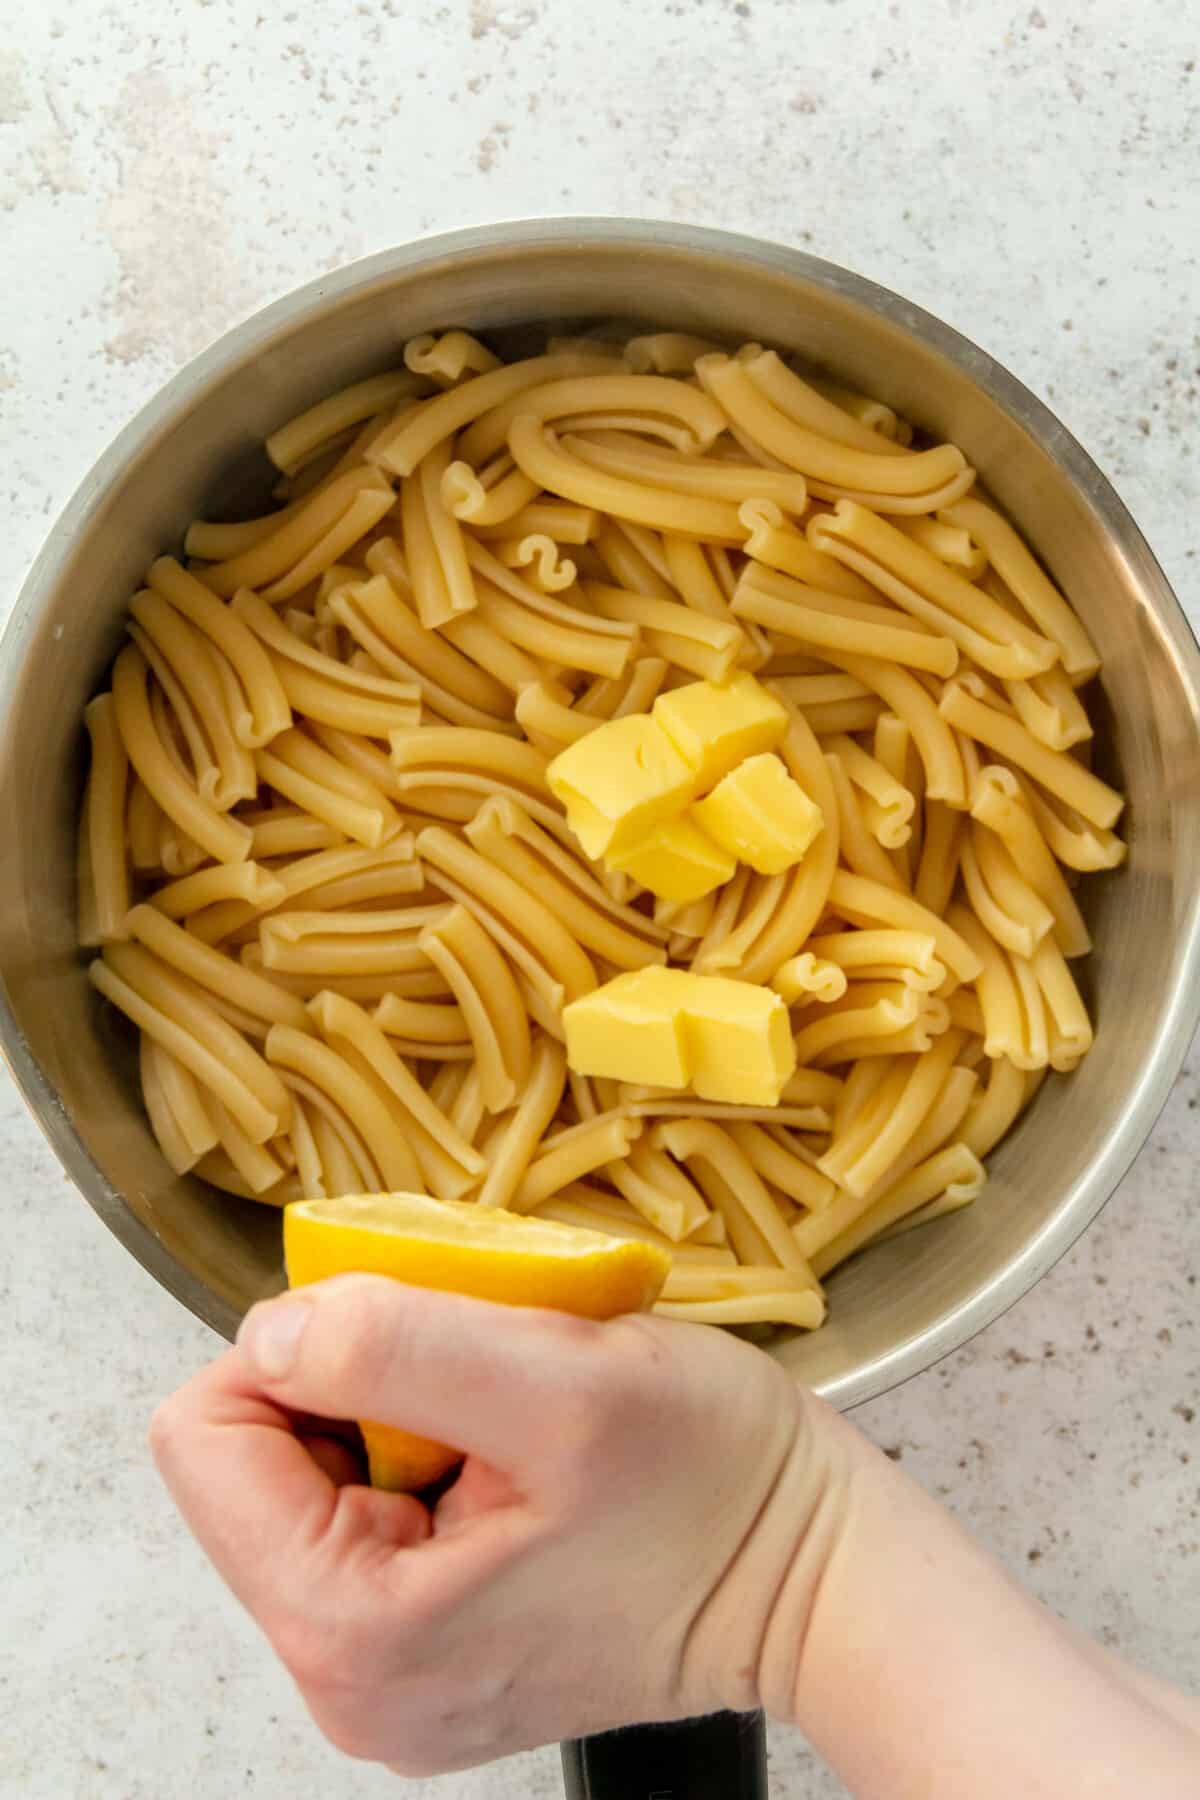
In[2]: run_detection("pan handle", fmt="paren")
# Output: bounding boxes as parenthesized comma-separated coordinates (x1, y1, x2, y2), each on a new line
(560, 1709, 768, 1798)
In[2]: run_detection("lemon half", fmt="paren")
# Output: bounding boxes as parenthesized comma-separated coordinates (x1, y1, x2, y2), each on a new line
(284, 1193, 671, 1492)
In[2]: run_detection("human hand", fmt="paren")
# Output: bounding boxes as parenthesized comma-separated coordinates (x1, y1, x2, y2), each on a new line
(150, 1275, 849, 1775)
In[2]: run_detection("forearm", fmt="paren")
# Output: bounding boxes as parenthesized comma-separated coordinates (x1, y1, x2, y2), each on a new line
(775, 1398, 1200, 1799)
(1073, 1625, 1200, 1740)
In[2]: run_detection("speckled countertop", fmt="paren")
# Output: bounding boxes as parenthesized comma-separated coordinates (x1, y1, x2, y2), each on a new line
(1, 3, 1198, 1795)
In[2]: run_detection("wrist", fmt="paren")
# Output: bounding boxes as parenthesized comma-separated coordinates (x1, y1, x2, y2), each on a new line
(750, 1398, 862, 1724)
(680, 1380, 864, 1723)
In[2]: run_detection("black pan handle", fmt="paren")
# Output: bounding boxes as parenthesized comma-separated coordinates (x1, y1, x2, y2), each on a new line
(561, 1709, 768, 1799)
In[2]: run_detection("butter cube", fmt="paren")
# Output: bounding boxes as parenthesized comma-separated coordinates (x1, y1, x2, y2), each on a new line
(652, 672, 788, 792)
(692, 752, 823, 875)
(547, 714, 696, 860)
(562, 967, 694, 1088)
(609, 814, 736, 902)
(681, 977, 796, 1105)
(562, 967, 796, 1106)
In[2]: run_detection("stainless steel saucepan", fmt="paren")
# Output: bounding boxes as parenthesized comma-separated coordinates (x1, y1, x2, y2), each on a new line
(2, 220, 1198, 1798)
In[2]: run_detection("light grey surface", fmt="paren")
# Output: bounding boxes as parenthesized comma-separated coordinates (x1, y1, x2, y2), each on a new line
(0, 3, 1197, 1797)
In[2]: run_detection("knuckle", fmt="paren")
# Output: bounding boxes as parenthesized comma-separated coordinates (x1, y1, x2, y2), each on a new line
(595, 1315, 668, 1405)
(558, 1316, 679, 1469)
(530, 1309, 609, 1387)
(554, 1346, 637, 1458)
(607, 1311, 674, 1374)
(538, 1308, 605, 1355)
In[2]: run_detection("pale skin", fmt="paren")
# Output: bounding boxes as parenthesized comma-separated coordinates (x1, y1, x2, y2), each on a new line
(151, 1275, 1200, 1793)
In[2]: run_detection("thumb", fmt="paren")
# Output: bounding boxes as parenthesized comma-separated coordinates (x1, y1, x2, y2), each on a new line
(235, 1274, 605, 1475)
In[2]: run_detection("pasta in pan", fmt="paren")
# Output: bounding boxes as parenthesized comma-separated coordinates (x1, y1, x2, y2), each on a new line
(78, 325, 1125, 1336)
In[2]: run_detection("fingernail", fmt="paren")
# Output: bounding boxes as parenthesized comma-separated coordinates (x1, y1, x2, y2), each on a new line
(236, 1296, 312, 1379)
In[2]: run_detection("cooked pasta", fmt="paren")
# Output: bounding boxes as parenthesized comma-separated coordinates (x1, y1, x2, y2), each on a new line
(78, 328, 1124, 1335)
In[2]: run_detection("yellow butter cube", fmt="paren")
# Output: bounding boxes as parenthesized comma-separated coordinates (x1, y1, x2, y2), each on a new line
(652, 672, 788, 792)
(562, 967, 694, 1088)
(609, 814, 736, 902)
(562, 967, 796, 1106)
(692, 752, 824, 875)
(547, 715, 697, 860)
(680, 976, 796, 1105)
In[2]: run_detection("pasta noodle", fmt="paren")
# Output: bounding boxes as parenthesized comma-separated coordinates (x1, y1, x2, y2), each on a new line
(1002, 664, 1092, 753)
(817, 1031, 965, 1199)
(939, 680, 1123, 831)
(652, 1119, 819, 1281)
(591, 518, 677, 598)
(806, 377, 912, 446)
(731, 564, 959, 680)
(255, 727, 402, 848)
(405, 330, 501, 384)
(231, 587, 421, 736)
(96, 942, 290, 1139)
(827, 732, 915, 850)
(770, 952, 849, 1005)
(896, 514, 987, 580)
(459, 372, 726, 466)
(418, 903, 532, 1112)
(733, 711, 841, 983)
(371, 352, 619, 476)
(741, 497, 879, 599)
(126, 776, 166, 872)
(939, 496, 1099, 678)
(509, 419, 748, 543)
(741, 350, 911, 459)
(126, 904, 310, 1031)
(264, 1024, 423, 1192)
(112, 645, 253, 866)
(130, 590, 259, 806)
(970, 766, 1090, 956)
(510, 1112, 643, 1214)
(809, 1143, 985, 1278)
(187, 838, 419, 945)
(826, 752, 905, 891)
(195, 468, 396, 601)
(958, 826, 1048, 960)
(566, 432, 810, 512)
(266, 370, 429, 475)
(311, 991, 485, 1198)
(476, 1035, 569, 1210)
(464, 795, 668, 969)
(492, 533, 576, 593)
(474, 582, 636, 681)
(472, 499, 599, 545)
(808, 501, 1058, 680)
(623, 332, 724, 374)
(80, 694, 132, 945)
(342, 561, 515, 719)
(695, 353, 975, 511)
(584, 581, 743, 682)
(78, 326, 1123, 1334)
